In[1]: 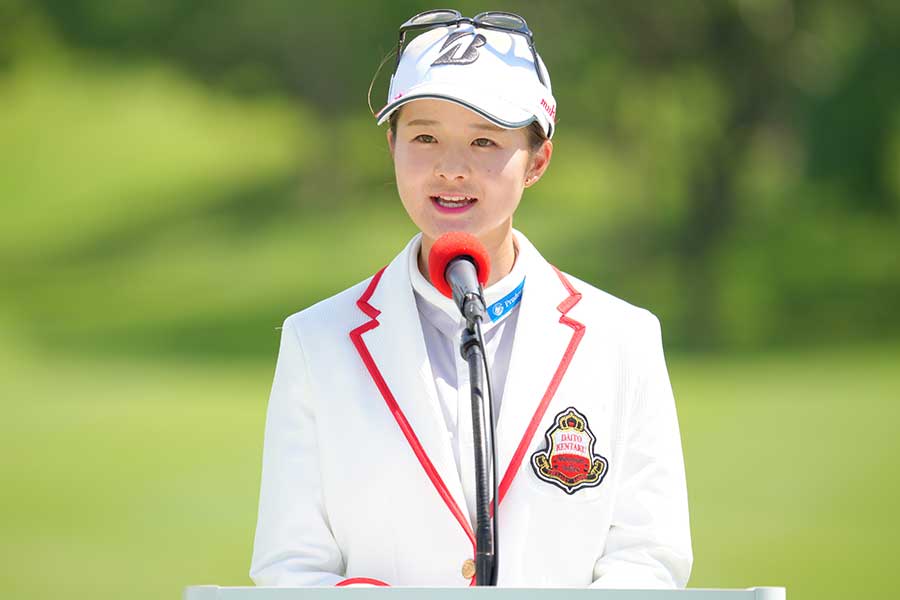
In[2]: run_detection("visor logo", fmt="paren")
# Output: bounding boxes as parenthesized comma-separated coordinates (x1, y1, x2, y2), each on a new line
(541, 98, 556, 121)
(432, 32, 487, 66)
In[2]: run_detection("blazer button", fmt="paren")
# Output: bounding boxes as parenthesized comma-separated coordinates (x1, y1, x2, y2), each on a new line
(461, 558, 476, 579)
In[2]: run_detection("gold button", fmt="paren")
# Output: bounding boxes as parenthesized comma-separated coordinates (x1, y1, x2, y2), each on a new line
(461, 558, 476, 579)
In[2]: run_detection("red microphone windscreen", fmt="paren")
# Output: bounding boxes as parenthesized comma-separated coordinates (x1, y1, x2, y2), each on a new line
(427, 232, 491, 299)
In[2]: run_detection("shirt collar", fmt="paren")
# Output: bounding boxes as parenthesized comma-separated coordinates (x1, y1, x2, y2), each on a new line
(409, 231, 532, 334)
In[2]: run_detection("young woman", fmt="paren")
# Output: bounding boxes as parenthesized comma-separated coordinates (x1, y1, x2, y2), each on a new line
(250, 10, 692, 588)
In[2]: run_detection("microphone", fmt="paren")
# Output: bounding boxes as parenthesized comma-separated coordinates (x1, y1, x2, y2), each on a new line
(428, 232, 499, 586)
(428, 232, 491, 324)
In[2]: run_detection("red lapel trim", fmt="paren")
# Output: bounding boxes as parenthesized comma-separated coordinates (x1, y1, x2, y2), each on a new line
(349, 267, 477, 552)
(335, 578, 390, 587)
(495, 266, 586, 506)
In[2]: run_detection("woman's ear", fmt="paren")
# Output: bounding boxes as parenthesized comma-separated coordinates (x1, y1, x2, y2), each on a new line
(524, 140, 553, 187)
(386, 129, 396, 157)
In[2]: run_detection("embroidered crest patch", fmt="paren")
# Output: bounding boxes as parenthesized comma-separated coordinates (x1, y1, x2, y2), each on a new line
(531, 407, 609, 494)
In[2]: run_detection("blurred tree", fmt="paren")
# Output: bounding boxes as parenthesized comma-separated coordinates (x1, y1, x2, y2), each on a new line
(3, 0, 899, 353)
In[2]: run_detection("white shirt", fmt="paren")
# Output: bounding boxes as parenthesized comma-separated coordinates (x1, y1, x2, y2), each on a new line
(408, 233, 529, 527)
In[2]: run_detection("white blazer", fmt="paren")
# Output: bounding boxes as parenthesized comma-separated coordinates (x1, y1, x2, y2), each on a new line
(250, 233, 692, 588)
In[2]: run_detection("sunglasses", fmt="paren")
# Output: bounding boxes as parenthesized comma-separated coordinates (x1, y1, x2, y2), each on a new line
(394, 9, 547, 87)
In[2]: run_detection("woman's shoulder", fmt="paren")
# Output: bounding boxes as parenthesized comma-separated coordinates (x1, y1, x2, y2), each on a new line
(280, 273, 380, 338)
(557, 270, 664, 342)
(519, 232, 661, 338)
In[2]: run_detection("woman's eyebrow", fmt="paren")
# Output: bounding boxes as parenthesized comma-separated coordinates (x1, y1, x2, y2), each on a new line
(406, 118, 439, 127)
(404, 119, 503, 132)
(469, 122, 504, 132)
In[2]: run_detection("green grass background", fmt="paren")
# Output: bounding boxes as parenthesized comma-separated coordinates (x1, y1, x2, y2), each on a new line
(3, 338, 898, 599)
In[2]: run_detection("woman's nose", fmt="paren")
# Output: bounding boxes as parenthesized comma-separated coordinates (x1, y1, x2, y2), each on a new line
(434, 148, 470, 181)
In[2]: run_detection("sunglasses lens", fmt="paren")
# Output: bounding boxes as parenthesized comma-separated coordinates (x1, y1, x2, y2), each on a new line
(409, 10, 458, 25)
(480, 12, 526, 29)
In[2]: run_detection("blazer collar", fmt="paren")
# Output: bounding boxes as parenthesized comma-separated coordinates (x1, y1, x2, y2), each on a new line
(354, 236, 472, 542)
(490, 234, 586, 505)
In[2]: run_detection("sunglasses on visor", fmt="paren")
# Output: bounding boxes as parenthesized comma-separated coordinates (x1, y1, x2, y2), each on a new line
(394, 9, 547, 88)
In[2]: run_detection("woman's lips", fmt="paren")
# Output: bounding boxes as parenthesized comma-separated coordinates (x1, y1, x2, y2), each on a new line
(430, 194, 478, 214)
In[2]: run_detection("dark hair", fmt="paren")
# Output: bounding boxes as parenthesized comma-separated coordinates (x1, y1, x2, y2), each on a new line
(388, 108, 548, 153)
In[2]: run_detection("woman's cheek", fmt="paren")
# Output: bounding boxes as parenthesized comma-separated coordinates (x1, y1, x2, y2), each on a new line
(403, 150, 432, 173)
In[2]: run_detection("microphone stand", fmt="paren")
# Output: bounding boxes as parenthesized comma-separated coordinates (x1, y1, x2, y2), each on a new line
(458, 288, 499, 586)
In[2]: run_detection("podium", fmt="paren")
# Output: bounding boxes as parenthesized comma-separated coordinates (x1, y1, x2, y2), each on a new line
(185, 587, 785, 600)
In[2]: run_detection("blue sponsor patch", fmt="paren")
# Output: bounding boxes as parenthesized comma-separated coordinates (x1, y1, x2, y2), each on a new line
(487, 277, 525, 323)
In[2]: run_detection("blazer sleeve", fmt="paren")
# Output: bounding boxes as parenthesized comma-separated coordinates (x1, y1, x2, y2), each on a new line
(250, 316, 345, 586)
(590, 312, 693, 589)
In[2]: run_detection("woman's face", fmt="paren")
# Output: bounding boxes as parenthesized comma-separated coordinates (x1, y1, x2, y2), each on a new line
(388, 99, 550, 253)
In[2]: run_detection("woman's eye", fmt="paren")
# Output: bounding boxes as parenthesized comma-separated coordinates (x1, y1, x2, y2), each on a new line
(414, 134, 436, 143)
(473, 138, 496, 147)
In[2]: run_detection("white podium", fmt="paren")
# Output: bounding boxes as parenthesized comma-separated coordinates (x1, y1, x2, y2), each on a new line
(185, 587, 785, 600)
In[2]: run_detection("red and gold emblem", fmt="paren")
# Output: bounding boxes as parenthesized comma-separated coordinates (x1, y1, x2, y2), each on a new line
(531, 407, 608, 494)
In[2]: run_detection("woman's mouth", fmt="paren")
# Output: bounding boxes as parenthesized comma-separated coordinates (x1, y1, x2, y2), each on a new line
(431, 194, 477, 213)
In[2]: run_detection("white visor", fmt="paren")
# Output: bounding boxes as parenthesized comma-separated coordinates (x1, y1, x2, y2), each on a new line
(375, 24, 557, 138)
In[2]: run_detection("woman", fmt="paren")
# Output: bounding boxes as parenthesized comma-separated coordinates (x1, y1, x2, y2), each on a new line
(250, 10, 692, 588)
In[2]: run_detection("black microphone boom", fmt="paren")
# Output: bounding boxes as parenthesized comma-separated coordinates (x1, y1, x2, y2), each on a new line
(446, 256, 498, 586)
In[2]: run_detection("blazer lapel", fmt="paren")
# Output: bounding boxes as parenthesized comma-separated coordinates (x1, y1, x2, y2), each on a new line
(351, 244, 474, 546)
(494, 245, 586, 506)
